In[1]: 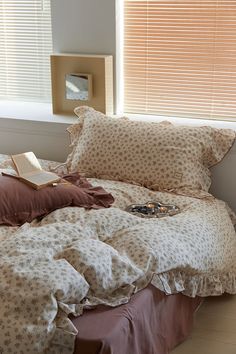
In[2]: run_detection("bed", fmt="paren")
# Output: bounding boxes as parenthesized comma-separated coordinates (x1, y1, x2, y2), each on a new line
(0, 106, 235, 354)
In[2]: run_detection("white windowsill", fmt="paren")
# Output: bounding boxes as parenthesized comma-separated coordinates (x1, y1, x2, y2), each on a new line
(0, 101, 75, 124)
(1, 100, 236, 131)
(127, 113, 236, 131)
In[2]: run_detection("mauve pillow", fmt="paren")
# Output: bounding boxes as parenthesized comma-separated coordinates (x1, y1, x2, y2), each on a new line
(0, 173, 114, 226)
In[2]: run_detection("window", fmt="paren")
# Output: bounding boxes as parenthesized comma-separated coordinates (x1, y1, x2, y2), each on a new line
(123, 0, 236, 121)
(0, 0, 52, 103)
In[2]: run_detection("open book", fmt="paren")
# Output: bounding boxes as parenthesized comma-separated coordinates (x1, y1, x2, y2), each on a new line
(11, 152, 61, 190)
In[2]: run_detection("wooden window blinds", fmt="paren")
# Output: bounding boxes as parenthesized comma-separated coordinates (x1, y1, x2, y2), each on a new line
(124, 0, 236, 121)
(0, 0, 52, 103)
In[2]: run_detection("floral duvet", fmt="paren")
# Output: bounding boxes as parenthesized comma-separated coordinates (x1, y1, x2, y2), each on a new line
(0, 155, 236, 354)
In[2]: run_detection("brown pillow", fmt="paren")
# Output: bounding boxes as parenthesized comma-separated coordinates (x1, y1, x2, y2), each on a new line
(0, 173, 114, 226)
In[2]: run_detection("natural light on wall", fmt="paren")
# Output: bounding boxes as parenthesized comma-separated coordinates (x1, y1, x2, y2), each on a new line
(123, 0, 236, 121)
(0, 0, 52, 103)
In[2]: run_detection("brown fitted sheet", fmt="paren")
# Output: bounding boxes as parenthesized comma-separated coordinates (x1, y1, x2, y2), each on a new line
(71, 285, 202, 354)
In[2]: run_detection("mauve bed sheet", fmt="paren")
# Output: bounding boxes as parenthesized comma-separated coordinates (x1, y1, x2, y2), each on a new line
(71, 285, 202, 354)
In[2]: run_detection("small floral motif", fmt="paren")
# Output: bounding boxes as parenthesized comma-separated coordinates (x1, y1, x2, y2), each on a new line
(68, 106, 235, 193)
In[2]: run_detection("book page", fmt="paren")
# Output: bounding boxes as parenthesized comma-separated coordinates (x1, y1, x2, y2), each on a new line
(21, 171, 60, 186)
(12, 152, 42, 176)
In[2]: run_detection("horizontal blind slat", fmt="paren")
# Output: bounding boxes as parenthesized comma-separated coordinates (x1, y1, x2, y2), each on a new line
(124, 0, 236, 120)
(0, 0, 52, 103)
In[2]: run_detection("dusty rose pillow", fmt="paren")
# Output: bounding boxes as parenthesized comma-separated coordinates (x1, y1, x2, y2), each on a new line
(0, 173, 114, 226)
(66, 106, 235, 192)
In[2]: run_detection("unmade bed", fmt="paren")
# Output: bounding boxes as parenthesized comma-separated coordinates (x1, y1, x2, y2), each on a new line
(0, 154, 235, 354)
(0, 106, 236, 354)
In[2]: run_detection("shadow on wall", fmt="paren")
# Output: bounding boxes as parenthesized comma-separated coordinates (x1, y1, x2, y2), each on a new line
(210, 141, 236, 212)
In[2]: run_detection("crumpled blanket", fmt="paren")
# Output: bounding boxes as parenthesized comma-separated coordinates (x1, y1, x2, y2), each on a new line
(0, 155, 236, 354)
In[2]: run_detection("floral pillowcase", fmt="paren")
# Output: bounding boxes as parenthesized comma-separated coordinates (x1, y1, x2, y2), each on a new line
(65, 106, 235, 193)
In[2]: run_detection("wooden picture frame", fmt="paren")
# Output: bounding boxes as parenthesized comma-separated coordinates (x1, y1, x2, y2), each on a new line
(51, 54, 113, 115)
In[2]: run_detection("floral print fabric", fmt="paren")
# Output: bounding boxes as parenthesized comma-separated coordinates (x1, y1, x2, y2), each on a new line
(68, 106, 235, 193)
(0, 155, 236, 354)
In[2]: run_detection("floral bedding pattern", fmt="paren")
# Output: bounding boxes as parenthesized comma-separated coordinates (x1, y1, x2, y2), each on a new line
(70, 106, 235, 193)
(0, 154, 236, 354)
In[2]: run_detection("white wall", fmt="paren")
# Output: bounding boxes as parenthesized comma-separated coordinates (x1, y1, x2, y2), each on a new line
(0, 117, 71, 162)
(51, 0, 116, 55)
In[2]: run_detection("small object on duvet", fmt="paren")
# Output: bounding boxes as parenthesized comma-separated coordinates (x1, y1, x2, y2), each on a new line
(125, 201, 180, 218)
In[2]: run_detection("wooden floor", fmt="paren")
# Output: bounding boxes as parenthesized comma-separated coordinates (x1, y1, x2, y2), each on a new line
(171, 294, 236, 354)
